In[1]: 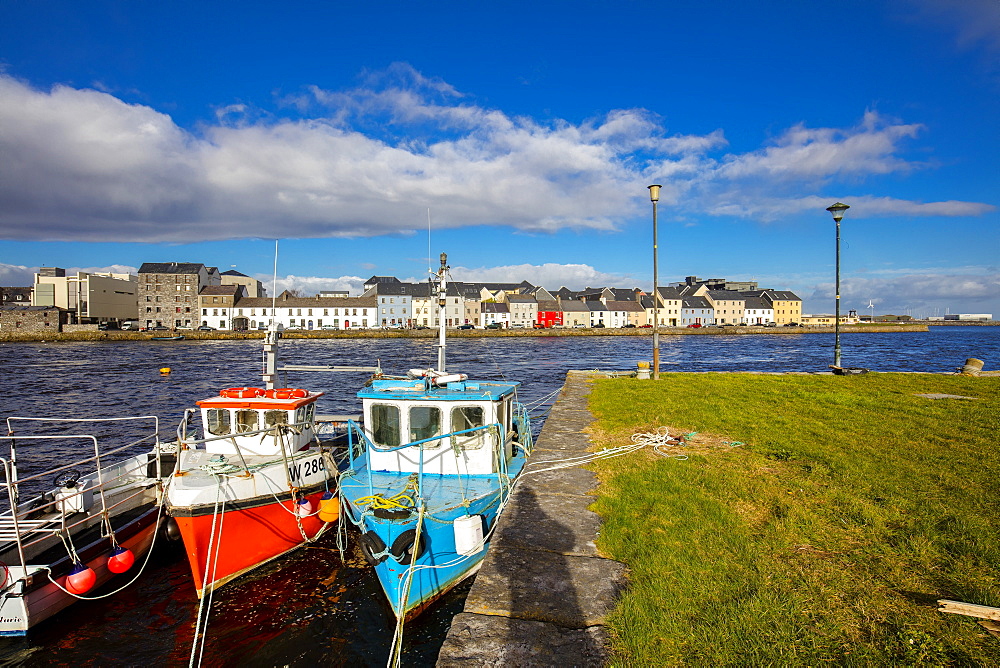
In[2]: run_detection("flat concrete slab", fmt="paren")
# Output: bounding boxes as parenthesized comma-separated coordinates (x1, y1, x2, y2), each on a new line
(437, 371, 621, 666)
(492, 488, 602, 556)
(437, 613, 610, 668)
(518, 465, 599, 497)
(463, 545, 626, 627)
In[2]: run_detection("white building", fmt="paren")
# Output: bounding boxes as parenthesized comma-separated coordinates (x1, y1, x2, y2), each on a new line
(741, 296, 774, 325)
(233, 294, 377, 330)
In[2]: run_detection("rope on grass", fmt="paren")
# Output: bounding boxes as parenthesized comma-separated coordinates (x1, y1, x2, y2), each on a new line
(630, 427, 690, 460)
(632, 427, 694, 461)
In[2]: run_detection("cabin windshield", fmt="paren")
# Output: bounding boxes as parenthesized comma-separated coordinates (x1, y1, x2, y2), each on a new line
(497, 400, 508, 435)
(264, 410, 289, 427)
(294, 404, 316, 426)
(371, 404, 400, 448)
(452, 406, 485, 449)
(206, 409, 231, 436)
(409, 406, 441, 447)
(235, 409, 258, 433)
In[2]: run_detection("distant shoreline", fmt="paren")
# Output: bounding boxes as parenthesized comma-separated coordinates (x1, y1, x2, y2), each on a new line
(0, 323, 962, 343)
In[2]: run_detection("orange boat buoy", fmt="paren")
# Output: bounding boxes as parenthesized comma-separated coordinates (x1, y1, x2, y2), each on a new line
(318, 492, 340, 523)
(65, 562, 96, 595)
(107, 547, 135, 574)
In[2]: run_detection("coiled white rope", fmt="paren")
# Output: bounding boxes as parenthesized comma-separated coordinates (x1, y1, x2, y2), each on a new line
(630, 427, 691, 460)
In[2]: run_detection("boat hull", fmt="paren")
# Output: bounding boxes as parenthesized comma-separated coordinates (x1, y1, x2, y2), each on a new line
(171, 488, 328, 597)
(0, 506, 160, 636)
(342, 472, 519, 620)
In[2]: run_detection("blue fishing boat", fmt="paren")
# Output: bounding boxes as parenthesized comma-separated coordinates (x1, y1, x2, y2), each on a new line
(338, 254, 533, 621)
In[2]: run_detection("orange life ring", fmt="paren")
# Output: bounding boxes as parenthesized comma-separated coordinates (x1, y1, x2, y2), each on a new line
(263, 388, 309, 400)
(219, 387, 264, 398)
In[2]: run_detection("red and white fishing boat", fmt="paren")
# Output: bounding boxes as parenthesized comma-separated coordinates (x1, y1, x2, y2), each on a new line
(166, 330, 343, 597)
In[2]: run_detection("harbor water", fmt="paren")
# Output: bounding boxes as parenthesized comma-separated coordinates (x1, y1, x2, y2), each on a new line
(0, 326, 996, 665)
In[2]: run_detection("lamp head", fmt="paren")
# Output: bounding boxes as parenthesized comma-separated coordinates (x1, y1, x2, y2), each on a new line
(826, 202, 850, 222)
(648, 184, 662, 202)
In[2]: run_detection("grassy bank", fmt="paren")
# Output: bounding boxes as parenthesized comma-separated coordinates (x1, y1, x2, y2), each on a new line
(587, 373, 1000, 665)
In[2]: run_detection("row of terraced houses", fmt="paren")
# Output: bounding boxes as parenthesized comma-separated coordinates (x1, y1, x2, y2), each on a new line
(1, 263, 804, 332)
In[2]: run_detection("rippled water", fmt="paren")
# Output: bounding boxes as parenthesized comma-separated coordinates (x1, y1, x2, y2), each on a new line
(0, 327, 996, 665)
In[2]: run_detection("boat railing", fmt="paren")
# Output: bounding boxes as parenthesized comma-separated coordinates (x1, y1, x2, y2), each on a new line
(0, 425, 163, 575)
(174, 413, 327, 479)
(511, 401, 533, 455)
(342, 419, 511, 504)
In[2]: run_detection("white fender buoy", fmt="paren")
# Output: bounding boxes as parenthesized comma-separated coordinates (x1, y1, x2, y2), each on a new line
(454, 514, 485, 556)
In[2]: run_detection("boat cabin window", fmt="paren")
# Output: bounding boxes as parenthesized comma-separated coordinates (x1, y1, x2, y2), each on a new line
(235, 409, 258, 433)
(451, 406, 485, 450)
(206, 409, 231, 436)
(371, 404, 400, 448)
(294, 403, 316, 426)
(264, 410, 289, 427)
(497, 399, 507, 435)
(409, 406, 441, 447)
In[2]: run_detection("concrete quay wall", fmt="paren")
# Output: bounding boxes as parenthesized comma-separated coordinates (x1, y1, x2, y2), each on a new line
(437, 371, 622, 667)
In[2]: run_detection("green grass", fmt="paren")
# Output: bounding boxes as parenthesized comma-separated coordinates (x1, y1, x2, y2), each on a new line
(587, 373, 1000, 666)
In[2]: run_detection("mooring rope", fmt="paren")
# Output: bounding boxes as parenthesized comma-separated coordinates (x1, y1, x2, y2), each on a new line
(189, 477, 226, 668)
(387, 502, 426, 668)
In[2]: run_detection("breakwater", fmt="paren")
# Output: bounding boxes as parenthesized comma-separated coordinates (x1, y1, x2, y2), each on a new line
(0, 323, 930, 343)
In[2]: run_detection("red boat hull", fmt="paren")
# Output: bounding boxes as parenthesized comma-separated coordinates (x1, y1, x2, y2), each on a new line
(174, 491, 327, 597)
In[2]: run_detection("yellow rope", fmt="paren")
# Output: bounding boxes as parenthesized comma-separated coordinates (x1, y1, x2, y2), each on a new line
(354, 490, 415, 510)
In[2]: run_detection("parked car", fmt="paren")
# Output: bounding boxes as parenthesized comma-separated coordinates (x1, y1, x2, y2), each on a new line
(765, 322, 778, 327)
(592, 323, 605, 328)
(151, 325, 169, 331)
(533, 323, 546, 329)
(639, 324, 653, 328)
(784, 322, 800, 327)
(485, 322, 503, 329)
(197, 325, 214, 331)
(457, 324, 475, 330)
(686, 323, 702, 328)
(622, 324, 636, 328)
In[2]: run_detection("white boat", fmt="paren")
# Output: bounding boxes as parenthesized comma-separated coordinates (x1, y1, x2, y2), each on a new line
(0, 416, 172, 635)
(165, 333, 349, 597)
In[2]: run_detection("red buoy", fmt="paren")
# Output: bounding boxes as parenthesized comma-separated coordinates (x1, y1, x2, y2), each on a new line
(107, 546, 135, 574)
(66, 562, 96, 595)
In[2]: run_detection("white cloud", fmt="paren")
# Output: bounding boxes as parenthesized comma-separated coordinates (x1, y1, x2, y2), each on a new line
(443, 262, 634, 291)
(707, 195, 995, 220)
(803, 271, 1000, 317)
(0, 72, 992, 242)
(716, 112, 925, 181)
(260, 262, 635, 296)
(0, 263, 35, 286)
(260, 274, 367, 297)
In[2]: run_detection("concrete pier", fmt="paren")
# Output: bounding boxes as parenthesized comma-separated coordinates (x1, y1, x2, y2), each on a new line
(436, 371, 626, 667)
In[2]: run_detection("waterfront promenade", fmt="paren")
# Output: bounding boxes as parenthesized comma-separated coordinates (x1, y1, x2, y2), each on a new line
(436, 370, 621, 667)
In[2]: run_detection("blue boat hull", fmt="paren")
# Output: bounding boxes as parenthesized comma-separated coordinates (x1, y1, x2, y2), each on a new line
(341, 454, 526, 619)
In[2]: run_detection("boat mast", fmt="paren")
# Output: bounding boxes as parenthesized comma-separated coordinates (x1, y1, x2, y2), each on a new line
(263, 240, 280, 389)
(436, 252, 448, 372)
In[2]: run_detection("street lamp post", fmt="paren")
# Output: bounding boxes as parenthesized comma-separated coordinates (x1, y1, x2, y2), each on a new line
(826, 202, 850, 368)
(648, 184, 662, 379)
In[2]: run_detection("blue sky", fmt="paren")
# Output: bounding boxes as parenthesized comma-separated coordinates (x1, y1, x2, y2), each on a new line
(1, 0, 997, 317)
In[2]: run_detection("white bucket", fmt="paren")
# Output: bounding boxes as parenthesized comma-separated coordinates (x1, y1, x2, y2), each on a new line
(453, 514, 484, 556)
